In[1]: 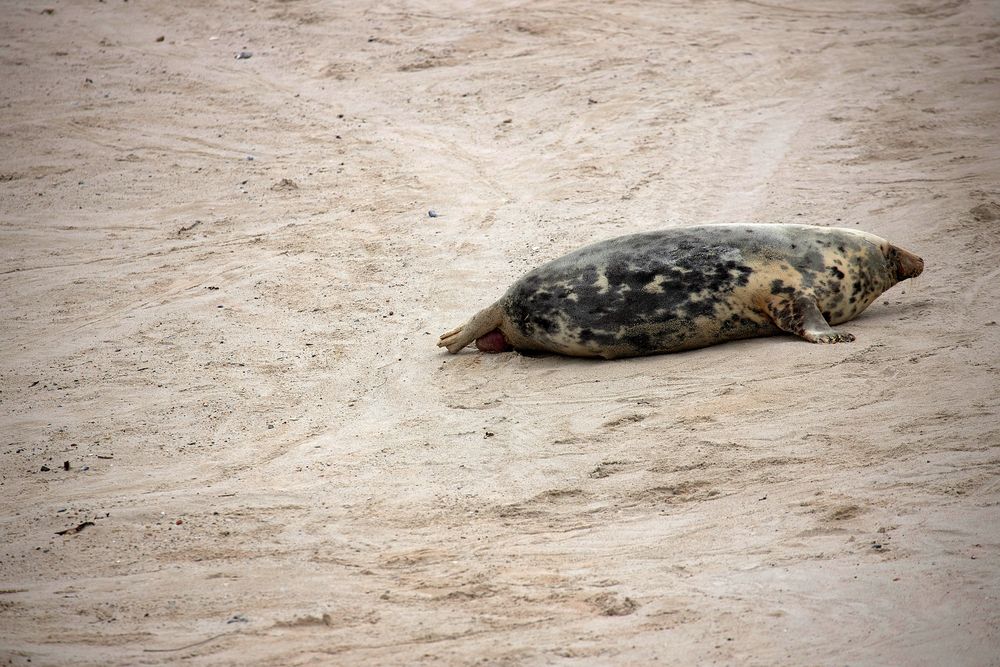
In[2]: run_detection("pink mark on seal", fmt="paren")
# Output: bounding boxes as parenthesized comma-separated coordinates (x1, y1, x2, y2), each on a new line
(475, 329, 512, 353)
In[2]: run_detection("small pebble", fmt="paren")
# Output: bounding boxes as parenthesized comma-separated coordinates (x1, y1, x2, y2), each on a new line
(428, 210, 439, 218)
(236, 51, 252, 60)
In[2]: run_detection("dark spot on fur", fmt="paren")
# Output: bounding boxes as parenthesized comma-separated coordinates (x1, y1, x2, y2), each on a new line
(684, 299, 717, 318)
(531, 314, 556, 333)
(625, 331, 652, 349)
(829, 266, 845, 280)
(799, 250, 826, 274)
(771, 279, 796, 296)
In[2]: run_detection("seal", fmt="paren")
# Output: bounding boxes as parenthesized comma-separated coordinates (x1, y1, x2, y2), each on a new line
(438, 224, 923, 359)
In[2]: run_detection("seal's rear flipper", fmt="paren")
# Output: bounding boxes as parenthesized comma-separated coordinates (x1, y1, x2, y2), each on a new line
(437, 303, 504, 354)
(765, 294, 856, 344)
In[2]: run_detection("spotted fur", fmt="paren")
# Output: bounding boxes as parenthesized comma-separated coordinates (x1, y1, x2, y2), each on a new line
(438, 224, 923, 358)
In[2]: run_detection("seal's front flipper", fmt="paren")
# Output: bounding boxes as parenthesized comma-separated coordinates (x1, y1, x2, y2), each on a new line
(765, 294, 856, 344)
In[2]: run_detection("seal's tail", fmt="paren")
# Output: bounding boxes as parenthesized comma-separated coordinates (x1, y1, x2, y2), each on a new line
(437, 303, 504, 354)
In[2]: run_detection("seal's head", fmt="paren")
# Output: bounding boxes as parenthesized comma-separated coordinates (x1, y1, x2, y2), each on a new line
(886, 244, 924, 282)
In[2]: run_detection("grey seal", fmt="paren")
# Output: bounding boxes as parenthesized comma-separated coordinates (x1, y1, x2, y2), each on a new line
(438, 223, 923, 359)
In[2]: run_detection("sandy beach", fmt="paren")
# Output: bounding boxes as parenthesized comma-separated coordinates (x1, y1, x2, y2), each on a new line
(1, 0, 999, 664)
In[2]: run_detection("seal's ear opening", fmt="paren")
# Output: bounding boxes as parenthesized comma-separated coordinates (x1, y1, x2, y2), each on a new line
(887, 244, 924, 281)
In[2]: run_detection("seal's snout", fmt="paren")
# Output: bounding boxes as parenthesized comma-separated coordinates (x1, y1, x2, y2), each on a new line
(890, 245, 923, 281)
